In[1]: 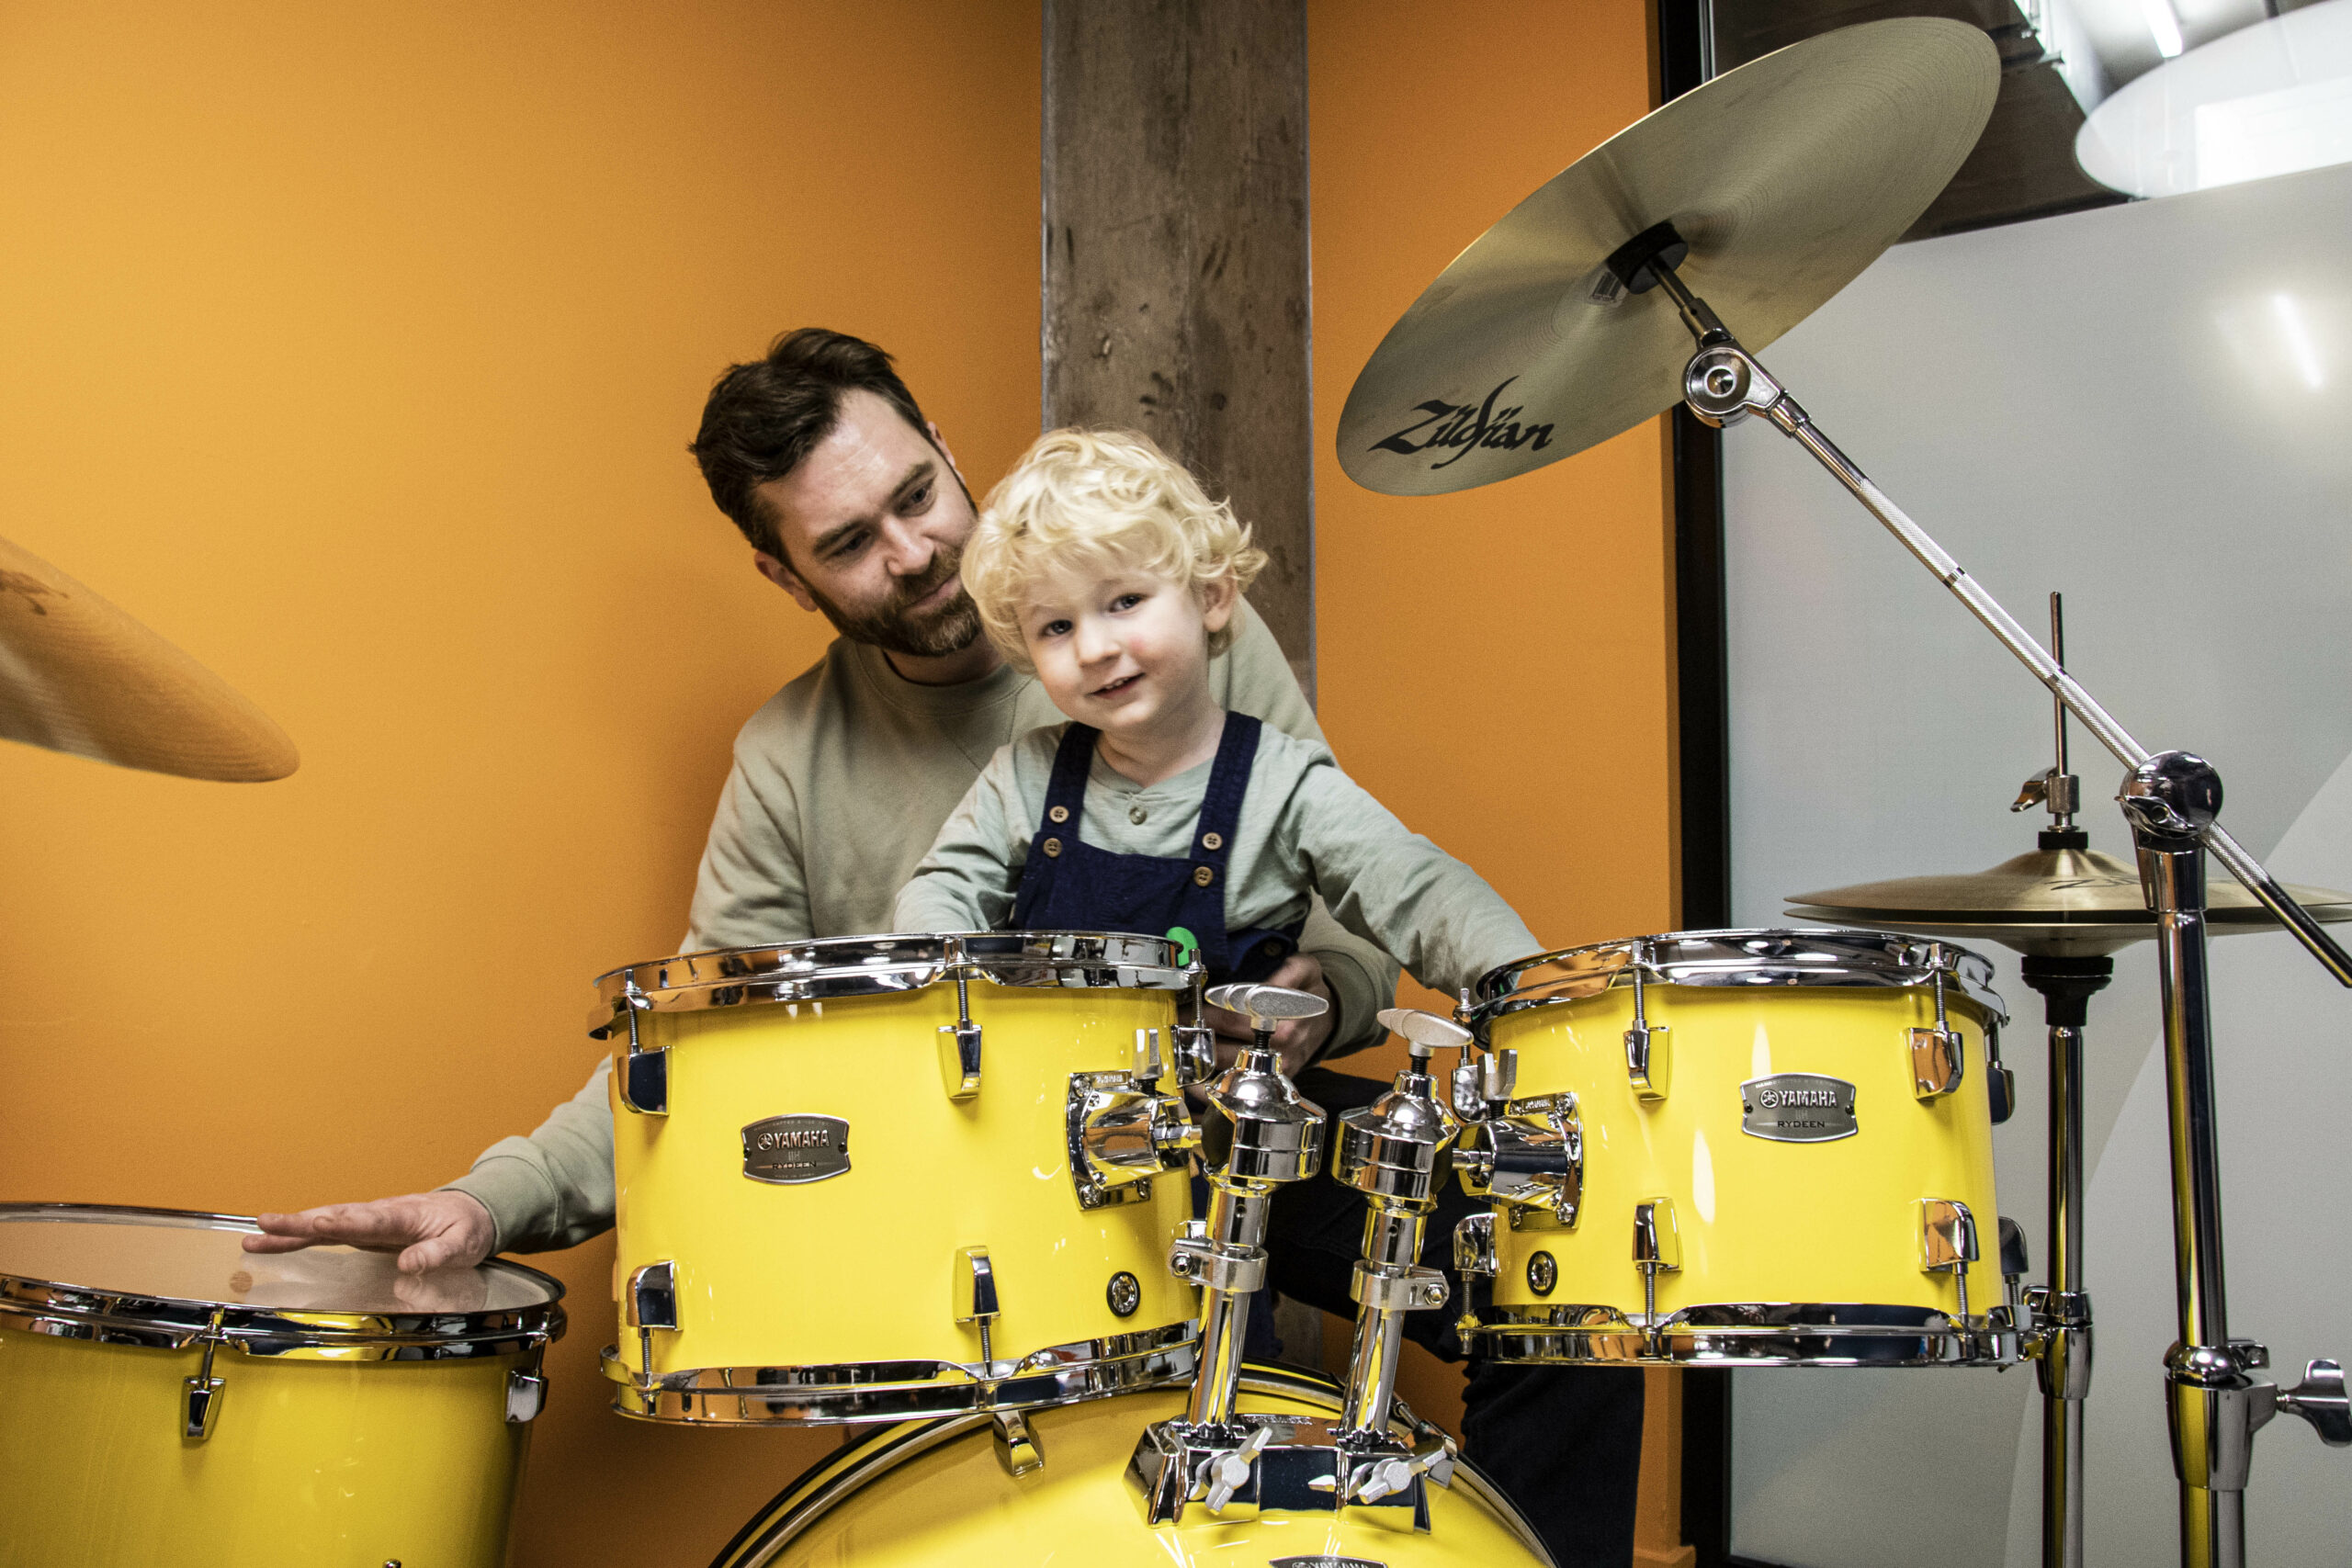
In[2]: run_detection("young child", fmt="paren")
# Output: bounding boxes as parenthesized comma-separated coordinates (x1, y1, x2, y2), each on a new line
(890, 427, 1537, 1002)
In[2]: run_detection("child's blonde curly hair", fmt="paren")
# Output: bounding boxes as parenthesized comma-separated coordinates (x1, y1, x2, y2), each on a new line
(962, 427, 1268, 673)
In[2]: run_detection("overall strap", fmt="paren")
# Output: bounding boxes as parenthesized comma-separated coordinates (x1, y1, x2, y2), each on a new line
(1188, 714, 1264, 881)
(1037, 722, 1101, 847)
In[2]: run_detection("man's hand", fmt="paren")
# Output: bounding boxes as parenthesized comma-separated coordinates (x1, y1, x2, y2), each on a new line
(1204, 953, 1334, 1079)
(244, 1190, 497, 1275)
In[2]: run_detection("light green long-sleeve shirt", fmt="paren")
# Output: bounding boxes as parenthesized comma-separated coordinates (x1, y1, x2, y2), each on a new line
(895, 721, 1539, 1003)
(445, 603, 1401, 1253)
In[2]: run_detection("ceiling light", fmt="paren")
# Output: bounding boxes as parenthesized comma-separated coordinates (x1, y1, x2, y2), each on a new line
(2079, 0, 2352, 197)
(2142, 0, 2186, 60)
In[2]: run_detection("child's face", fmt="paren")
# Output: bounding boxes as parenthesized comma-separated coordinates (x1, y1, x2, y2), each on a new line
(1020, 562, 1236, 744)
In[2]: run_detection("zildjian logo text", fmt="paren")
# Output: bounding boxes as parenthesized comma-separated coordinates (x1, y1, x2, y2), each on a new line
(1369, 377, 1555, 469)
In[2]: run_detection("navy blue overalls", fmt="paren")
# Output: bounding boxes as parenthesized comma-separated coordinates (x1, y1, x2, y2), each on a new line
(1008, 714, 1301, 984)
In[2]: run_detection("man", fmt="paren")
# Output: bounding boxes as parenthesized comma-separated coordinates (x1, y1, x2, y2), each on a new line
(250, 330, 1639, 1568)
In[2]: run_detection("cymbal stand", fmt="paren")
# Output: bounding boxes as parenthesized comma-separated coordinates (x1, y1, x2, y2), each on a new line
(1606, 222, 2352, 1568)
(2010, 592, 2107, 1568)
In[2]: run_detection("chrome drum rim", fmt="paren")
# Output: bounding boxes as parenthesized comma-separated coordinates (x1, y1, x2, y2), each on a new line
(1460, 1300, 2022, 1368)
(1472, 927, 2007, 1026)
(600, 1320, 1199, 1425)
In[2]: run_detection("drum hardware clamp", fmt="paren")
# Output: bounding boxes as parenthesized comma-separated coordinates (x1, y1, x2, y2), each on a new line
(182, 1307, 229, 1440)
(1065, 1027, 1208, 1211)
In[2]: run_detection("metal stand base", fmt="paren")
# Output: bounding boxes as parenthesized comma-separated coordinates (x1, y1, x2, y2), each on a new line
(1128, 1414, 1448, 1526)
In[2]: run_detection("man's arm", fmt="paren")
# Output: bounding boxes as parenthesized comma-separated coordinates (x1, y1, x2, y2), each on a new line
(245, 1055, 615, 1268)
(439, 1056, 618, 1253)
(1215, 602, 1400, 1060)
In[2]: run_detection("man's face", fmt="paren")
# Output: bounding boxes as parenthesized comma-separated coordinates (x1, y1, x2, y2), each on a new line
(752, 389, 982, 659)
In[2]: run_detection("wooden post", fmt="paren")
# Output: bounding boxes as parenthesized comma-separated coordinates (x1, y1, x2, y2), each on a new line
(1041, 0, 1315, 698)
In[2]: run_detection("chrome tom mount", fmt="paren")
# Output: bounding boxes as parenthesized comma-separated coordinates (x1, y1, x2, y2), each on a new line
(1130, 990, 1474, 1526)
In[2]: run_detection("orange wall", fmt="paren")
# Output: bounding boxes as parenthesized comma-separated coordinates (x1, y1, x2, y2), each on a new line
(0, 3, 1036, 1563)
(1306, 0, 1675, 1427)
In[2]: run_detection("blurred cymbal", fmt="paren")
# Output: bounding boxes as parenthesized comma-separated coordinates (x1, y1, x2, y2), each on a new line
(0, 534, 297, 782)
(1787, 847, 2352, 958)
(1338, 17, 1997, 496)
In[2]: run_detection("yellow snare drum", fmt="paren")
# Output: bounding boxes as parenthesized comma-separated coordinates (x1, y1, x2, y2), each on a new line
(710, 1365, 1552, 1568)
(597, 931, 1206, 1424)
(0, 1202, 563, 1568)
(1459, 930, 2017, 1366)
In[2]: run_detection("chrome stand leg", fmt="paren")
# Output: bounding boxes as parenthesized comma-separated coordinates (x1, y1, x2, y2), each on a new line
(2020, 952, 2109, 1568)
(2126, 761, 2258, 1568)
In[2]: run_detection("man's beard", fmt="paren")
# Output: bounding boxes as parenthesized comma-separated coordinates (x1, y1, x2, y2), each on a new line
(801, 547, 983, 660)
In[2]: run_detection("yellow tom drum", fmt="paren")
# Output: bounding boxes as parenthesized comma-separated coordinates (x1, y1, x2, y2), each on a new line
(708, 1365, 1554, 1568)
(1459, 930, 2018, 1366)
(0, 1202, 563, 1568)
(597, 931, 1206, 1425)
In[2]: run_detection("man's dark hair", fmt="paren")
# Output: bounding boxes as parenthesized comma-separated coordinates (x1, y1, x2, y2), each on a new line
(690, 328, 933, 558)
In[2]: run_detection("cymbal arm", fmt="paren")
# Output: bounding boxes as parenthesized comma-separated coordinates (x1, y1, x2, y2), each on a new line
(1654, 268, 2352, 988)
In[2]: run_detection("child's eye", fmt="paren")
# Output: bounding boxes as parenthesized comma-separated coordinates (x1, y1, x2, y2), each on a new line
(1036, 617, 1072, 639)
(1110, 592, 1144, 612)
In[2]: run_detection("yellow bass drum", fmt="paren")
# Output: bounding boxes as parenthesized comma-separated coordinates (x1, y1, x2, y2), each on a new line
(710, 1366, 1555, 1568)
(0, 1201, 564, 1568)
(597, 932, 1205, 1425)
(1462, 929, 2018, 1366)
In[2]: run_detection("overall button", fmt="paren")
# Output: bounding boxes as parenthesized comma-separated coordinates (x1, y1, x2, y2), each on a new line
(1193, 865, 1215, 887)
(1201, 831, 1224, 851)
(1129, 805, 1148, 825)
(1043, 838, 1063, 858)
(1048, 805, 1069, 824)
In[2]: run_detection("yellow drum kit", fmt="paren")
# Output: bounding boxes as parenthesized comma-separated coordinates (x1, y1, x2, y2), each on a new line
(8, 14, 2352, 1568)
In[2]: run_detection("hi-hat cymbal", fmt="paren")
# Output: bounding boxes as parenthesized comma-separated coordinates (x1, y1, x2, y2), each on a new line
(1338, 17, 1997, 497)
(0, 534, 298, 782)
(1787, 847, 2352, 958)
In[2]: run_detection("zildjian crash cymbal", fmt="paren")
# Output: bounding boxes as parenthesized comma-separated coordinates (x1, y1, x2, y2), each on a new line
(0, 533, 298, 782)
(1787, 848, 2352, 958)
(1338, 17, 1997, 496)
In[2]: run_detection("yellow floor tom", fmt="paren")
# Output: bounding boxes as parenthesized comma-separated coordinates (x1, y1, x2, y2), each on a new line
(0, 1201, 563, 1568)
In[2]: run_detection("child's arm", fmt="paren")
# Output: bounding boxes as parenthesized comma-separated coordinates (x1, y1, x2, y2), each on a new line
(1287, 759, 1542, 999)
(891, 746, 1030, 933)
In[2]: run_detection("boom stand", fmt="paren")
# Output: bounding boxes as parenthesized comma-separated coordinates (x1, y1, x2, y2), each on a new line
(1602, 222, 2352, 1568)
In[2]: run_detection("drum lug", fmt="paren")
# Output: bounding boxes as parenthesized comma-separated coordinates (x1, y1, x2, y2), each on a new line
(181, 1309, 228, 1440)
(504, 1367, 548, 1424)
(954, 1247, 1002, 1368)
(991, 1408, 1046, 1475)
(1452, 1213, 1498, 1279)
(1908, 1027, 1965, 1099)
(1624, 1021, 1671, 1100)
(937, 969, 983, 1100)
(619, 1045, 669, 1115)
(1908, 967, 1965, 1100)
(626, 1260, 679, 1330)
(1623, 946, 1670, 1100)
(1920, 1198, 1981, 1324)
(1633, 1198, 1682, 1354)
